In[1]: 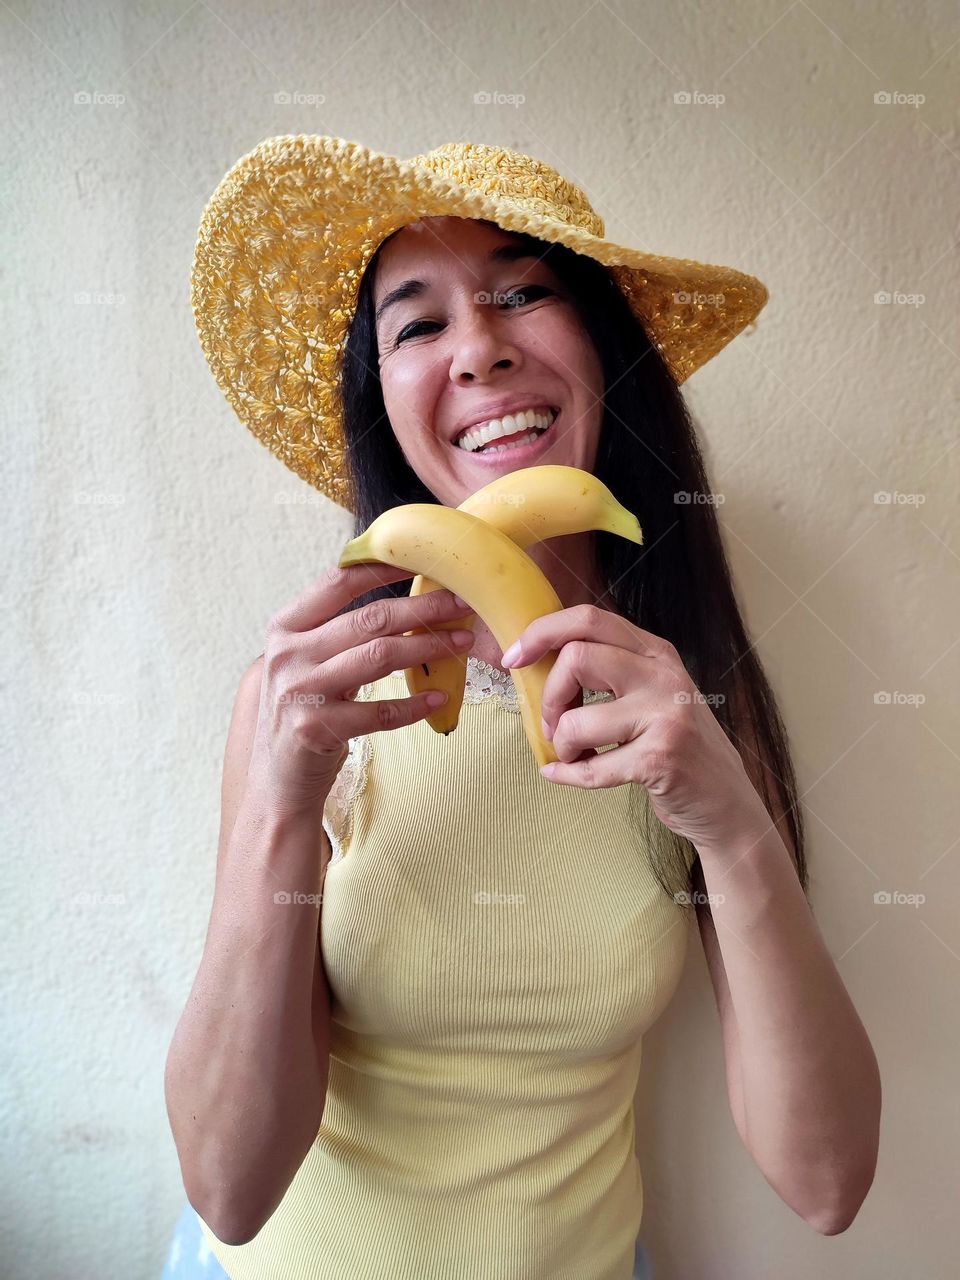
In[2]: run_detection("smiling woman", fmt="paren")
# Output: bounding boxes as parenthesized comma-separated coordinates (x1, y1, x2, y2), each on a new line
(180, 136, 826, 1279)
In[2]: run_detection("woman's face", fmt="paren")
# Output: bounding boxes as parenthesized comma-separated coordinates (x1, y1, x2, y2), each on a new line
(372, 216, 605, 507)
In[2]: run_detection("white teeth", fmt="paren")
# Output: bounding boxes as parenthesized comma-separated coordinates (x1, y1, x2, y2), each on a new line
(456, 407, 556, 452)
(487, 430, 540, 453)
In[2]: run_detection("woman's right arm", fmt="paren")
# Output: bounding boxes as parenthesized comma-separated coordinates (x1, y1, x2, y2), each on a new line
(163, 564, 475, 1247)
(163, 655, 332, 1248)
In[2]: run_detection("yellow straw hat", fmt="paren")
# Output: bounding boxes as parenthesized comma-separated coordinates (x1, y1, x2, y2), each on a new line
(191, 134, 768, 513)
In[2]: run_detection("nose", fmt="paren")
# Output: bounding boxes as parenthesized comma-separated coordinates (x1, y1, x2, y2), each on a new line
(448, 299, 520, 383)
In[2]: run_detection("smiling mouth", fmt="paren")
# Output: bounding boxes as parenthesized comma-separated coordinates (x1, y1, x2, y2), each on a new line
(453, 406, 560, 453)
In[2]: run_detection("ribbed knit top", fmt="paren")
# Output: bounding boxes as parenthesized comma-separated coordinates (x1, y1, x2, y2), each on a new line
(198, 658, 691, 1280)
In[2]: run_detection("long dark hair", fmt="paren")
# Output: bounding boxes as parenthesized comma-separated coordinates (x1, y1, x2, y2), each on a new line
(334, 220, 808, 922)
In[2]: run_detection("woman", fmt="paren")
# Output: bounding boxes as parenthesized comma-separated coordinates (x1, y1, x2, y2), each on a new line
(164, 137, 880, 1279)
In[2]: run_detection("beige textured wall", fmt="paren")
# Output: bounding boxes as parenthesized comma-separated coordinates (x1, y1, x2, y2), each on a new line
(4, 1, 957, 1276)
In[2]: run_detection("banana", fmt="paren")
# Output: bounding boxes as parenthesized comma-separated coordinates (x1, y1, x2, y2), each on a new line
(338, 505, 567, 767)
(403, 466, 644, 733)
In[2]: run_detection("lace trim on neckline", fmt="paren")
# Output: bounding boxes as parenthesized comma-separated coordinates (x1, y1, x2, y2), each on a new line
(321, 657, 612, 865)
(455, 655, 612, 712)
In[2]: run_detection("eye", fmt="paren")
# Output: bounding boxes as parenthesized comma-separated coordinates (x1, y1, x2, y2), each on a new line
(394, 286, 553, 345)
(500, 285, 552, 308)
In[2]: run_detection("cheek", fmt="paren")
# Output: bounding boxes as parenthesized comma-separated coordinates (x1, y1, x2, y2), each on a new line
(382, 357, 431, 416)
(381, 356, 447, 451)
(528, 314, 601, 389)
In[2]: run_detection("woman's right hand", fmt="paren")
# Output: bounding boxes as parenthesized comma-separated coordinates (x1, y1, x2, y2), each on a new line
(248, 563, 475, 817)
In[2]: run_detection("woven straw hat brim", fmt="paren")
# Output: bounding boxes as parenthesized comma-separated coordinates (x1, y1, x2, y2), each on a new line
(191, 134, 768, 512)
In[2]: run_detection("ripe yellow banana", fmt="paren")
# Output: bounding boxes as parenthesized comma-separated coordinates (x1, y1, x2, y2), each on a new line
(403, 465, 644, 733)
(338, 505, 566, 767)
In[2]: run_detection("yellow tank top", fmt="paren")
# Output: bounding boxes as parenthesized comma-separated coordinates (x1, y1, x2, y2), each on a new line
(199, 657, 691, 1280)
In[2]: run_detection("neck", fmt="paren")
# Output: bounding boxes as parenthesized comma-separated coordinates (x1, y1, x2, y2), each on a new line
(527, 531, 611, 609)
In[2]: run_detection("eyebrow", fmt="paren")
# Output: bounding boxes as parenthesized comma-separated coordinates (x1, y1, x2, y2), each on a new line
(374, 243, 546, 327)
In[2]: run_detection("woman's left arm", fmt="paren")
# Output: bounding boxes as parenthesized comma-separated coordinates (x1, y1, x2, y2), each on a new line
(691, 805, 881, 1235)
(502, 604, 882, 1234)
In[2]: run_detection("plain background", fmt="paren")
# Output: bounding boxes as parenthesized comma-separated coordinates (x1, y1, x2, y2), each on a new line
(3, 1, 958, 1276)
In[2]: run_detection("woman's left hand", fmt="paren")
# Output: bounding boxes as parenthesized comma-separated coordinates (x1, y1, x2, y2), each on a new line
(502, 603, 769, 850)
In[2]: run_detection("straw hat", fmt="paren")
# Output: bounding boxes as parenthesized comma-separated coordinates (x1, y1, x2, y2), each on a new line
(191, 134, 768, 513)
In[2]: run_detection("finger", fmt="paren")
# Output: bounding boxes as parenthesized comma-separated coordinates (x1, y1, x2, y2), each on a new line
(306, 688, 456, 752)
(540, 742, 635, 789)
(319, 626, 474, 696)
(549, 700, 643, 763)
(504, 602, 673, 669)
(302, 583, 473, 666)
(276, 563, 420, 634)
(539, 641, 647, 734)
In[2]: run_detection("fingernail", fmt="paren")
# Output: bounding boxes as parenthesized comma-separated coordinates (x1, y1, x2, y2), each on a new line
(541, 716, 553, 740)
(501, 641, 521, 666)
(425, 691, 447, 707)
(453, 594, 470, 609)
